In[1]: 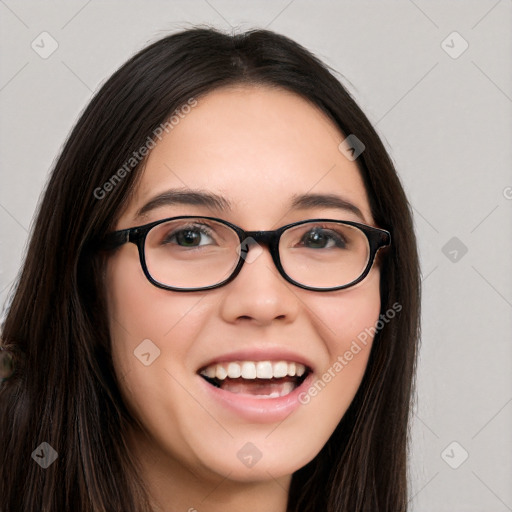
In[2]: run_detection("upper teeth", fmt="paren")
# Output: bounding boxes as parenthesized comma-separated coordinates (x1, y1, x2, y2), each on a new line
(200, 361, 306, 380)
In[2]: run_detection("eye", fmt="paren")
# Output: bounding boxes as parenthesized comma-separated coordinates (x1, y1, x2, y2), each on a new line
(162, 224, 216, 247)
(299, 227, 347, 249)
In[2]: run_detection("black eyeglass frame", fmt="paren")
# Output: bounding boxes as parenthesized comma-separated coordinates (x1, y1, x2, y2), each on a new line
(100, 216, 391, 292)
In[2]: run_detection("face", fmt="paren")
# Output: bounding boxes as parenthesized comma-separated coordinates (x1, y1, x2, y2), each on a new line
(104, 85, 382, 492)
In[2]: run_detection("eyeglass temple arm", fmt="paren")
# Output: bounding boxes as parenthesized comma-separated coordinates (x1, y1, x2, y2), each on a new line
(98, 229, 131, 251)
(379, 230, 391, 246)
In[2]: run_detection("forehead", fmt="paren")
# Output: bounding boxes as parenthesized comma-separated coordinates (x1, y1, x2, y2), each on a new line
(120, 85, 373, 228)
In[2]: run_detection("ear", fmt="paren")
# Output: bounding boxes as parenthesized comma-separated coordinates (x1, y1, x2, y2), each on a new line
(0, 346, 15, 380)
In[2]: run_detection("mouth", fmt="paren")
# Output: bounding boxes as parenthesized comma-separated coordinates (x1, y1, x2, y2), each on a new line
(198, 360, 312, 399)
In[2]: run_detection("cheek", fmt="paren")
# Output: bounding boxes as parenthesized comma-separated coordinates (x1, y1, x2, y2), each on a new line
(298, 267, 381, 429)
(105, 247, 206, 362)
(312, 266, 382, 358)
(103, 249, 212, 409)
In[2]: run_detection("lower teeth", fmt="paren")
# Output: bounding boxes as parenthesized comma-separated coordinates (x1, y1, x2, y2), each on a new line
(203, 376, 301, 398)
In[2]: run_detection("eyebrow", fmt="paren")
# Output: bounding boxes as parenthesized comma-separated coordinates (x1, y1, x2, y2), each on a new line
(134, 190, 231, 220)
(134, 189, 366, 222)
(290, 193, 366, 222)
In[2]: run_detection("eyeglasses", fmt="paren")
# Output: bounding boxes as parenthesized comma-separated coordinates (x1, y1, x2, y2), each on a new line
(100, 216, 391, 292)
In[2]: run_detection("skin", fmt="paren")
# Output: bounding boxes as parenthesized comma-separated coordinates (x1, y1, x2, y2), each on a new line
(104, 85, 382, 512)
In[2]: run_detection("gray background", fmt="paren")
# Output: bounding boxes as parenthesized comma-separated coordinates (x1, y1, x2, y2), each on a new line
(1, 1, 511, 510)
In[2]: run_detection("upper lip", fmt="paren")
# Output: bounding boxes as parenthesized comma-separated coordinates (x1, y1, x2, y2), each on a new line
(197, 348, 315, 373)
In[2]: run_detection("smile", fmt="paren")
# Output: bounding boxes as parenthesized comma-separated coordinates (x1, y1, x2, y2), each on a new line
(199, 360, 311, 399)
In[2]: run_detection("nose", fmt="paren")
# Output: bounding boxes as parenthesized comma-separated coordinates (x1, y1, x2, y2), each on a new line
(217, 241, 300, 326)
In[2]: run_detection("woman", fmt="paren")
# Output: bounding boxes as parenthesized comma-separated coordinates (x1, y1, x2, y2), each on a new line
(0, 27, 420, 511)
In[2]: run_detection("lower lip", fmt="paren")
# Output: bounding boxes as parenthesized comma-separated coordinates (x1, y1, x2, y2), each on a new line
(198, 372, 314, 423)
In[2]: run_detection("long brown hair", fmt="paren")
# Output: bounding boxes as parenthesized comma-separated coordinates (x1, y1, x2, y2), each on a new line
(0, 27, 420, 511)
